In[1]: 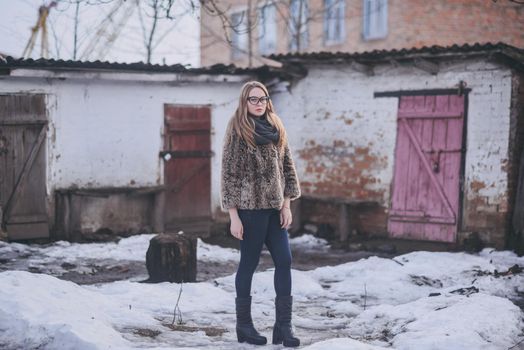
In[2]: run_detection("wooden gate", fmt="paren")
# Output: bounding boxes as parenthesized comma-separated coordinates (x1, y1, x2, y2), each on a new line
(162, 105, 212, 233)
(388, 95, 465, 242)
(0, 94, 49, 240)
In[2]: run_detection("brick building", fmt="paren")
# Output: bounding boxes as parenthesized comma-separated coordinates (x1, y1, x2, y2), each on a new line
(200, 0, 524, 67)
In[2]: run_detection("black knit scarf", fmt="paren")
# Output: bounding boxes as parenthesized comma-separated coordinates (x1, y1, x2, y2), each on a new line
(249, 113, 280, 145)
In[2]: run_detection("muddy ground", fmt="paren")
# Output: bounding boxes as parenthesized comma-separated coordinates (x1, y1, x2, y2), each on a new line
(0, 233, 400, 285)
(2, 232, 524, 315)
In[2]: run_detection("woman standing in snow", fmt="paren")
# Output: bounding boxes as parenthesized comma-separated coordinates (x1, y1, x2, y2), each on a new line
(221, 81, 301, 347)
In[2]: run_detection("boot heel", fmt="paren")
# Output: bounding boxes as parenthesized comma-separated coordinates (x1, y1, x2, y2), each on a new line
(272, 326, 283, 345)
(237, 331, 245, 343)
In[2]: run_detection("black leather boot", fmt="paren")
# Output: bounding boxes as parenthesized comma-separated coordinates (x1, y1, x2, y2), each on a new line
(235, 296, 267, 345)
(272, 295, 300, 347)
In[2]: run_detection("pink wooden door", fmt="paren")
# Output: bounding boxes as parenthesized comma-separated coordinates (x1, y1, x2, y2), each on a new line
(388, 95, 465, 242)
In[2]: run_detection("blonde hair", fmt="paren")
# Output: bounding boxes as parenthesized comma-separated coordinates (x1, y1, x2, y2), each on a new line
(226, 81, 288, 153)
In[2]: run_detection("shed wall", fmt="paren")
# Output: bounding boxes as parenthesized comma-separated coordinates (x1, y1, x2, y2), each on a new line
(271, 59, 513, 247)
(0, 76, 248, 227)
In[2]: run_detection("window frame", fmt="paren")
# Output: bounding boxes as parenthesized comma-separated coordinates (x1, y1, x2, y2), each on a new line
(258, 3, 278, 55)
(323, 0, 346, 46)
(289, 0, 309, 52)
(362, 0, 388, 41)
(230, 8, 249, 60)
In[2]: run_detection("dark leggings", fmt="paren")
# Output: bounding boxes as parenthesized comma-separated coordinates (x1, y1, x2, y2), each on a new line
(235, 208, 292, 298)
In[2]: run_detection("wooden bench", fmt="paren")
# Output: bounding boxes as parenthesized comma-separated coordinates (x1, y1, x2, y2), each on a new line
(292, 195, 379, 242)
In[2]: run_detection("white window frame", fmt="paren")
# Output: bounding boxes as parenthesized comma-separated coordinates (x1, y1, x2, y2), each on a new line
(323, 0, 345, 46)
(289, 0, 309, 52)
(230, 9, 249, 60)
(362, 0, 388, 40)
(258, 3, 277, 55)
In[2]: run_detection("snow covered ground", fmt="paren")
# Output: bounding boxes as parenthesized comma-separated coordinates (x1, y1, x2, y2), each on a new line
(1, 234, 523, 349)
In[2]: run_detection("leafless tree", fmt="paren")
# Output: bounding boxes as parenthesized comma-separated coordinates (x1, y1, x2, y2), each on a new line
(201, 0, 348, 66)
(54, 0, 219, 63)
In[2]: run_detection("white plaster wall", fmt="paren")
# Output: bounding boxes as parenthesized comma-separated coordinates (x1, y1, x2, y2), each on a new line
(0, 75, 249, 216)
(271, 59, 513, 213)
(0, 60, 512, 223)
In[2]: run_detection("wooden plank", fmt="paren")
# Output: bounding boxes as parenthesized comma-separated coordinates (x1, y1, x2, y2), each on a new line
(5, 222, 49, 240)
(0, 94, 47, 121)
(389, 215, 455, 224)
(161, 150, 214, 158)
(445, 117, 463, 215)
(405, 118, 422, 215)
(0, 120, 47, 126)
(417, 113, 433, 220)
(397, 112, 463, 119)
(401, 118, 455, 221)
(432, 118, 448, 218)
(0, 128, 13, 208)
(3, 124, 47, 220)
(391, 115, 411, 212)
(7, 213, 48, 224)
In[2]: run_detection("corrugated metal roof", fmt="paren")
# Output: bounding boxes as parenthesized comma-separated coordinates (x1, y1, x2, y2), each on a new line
(265, 42, 524, 79)
(0, 55, 267, 76)
(269, 42, 522, 61)
(1, 42, 523, 76)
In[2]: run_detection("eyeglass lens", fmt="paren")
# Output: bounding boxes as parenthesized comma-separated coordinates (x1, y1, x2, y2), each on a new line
(247, 96, 270, 105)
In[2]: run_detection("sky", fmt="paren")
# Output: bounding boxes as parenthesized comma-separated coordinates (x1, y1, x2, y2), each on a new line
(0, 0, 201, 67)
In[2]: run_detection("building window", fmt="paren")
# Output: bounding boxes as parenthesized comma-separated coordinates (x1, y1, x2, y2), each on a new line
(258, 4, 277, 55)
(289, 0, 308, 52)
(362, 0, 387, 40)
(231, 10, 248, 60)
(324, 0, 345, 45)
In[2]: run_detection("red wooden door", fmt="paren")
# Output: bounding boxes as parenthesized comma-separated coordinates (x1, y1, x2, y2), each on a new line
(163, 105, 211, 230)
(388, 95, 465, 242)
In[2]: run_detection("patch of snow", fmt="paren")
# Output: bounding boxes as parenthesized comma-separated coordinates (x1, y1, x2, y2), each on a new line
(289, 234, 330, 251)
(197, 238, 239, 263)
(1, 237, 524, 349)
(348, 293, 524, 350)
(302, 337, 388, 349)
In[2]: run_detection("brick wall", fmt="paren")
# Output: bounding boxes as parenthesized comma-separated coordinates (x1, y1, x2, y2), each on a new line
(200, 0, 524, 67)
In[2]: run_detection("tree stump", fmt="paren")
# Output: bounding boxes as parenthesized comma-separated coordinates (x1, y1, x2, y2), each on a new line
(145, 233, 197, 283)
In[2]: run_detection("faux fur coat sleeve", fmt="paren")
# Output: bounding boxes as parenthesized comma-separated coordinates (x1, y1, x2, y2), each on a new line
(220, 124, 301, 210)
(220, 126, 244, 210)
(282, 142, 301, 200)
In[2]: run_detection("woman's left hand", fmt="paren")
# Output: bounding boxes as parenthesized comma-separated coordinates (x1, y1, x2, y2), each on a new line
(280, 206, 292, 229)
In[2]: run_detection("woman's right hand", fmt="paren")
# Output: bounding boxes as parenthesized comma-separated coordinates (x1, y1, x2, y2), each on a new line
(230, 215, 244, 240)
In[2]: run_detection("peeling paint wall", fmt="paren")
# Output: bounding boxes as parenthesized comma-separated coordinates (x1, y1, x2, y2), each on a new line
(271, 59, 514, 246)
(0, 75, 248, 226)
(0, 61, 516, 246)
(461, 67, 513, 248)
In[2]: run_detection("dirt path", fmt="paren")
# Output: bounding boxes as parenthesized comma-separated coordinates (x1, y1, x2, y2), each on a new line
(0, 234, 390, 285)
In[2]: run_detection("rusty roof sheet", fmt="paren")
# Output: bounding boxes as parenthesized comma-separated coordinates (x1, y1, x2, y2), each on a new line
(268, 42, 524, 69)
(0, 55, 267, 76)
(1, 42, 523, 76)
